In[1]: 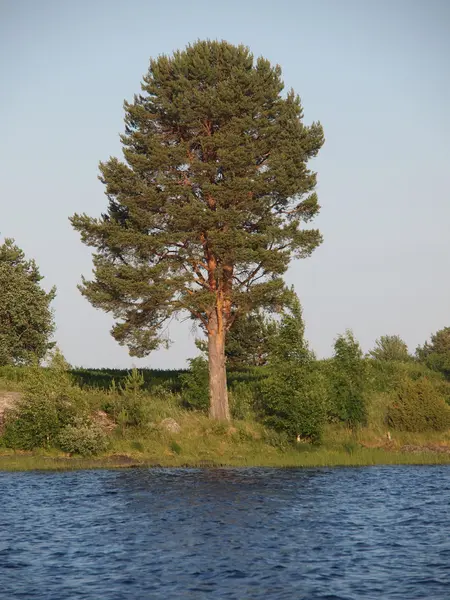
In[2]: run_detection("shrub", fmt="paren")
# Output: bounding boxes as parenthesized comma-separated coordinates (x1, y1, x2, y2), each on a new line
(257, 294, 327, 442)
(57, 417, 108, 456)
(229, 381, 256, 420)
(259, 366, 327, 443)
(170, 440, 182, 455)
(329, 331, 367, 428)
(105, 369, 151, 428)
(180, 357, 209, 412)
(2, 350, 87, 449)
(386, 377, 450, 432)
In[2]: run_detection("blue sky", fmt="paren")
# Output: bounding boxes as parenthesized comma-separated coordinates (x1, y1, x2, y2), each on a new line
(1, 0, 449, 368)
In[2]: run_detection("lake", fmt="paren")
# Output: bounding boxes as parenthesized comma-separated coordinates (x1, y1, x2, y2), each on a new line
(1, 466, 449, 599)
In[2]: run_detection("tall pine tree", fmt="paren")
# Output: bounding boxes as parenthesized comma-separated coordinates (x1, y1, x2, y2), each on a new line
(71, 41, 324, 420)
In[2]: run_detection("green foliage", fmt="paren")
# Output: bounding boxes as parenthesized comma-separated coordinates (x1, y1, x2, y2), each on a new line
(57, 417, 108, 456)
(71, 367, 186, 393)
(268, 291, 310, 365)
(229, 381, 256, 420)
(0, 238, 56, 366)
(180, 357, 209, 411)
(366, 359, 450, 398)
(70, 40, 324, 419)
(330, 331, 367, 427)
(70, 40, 324, 356)
(416, 327, 450, 379)
(2, 350, 86, 450)
(369, 335, 410, 362)
(258, 295, 326, 442)
(225, 311, 279, 368)
(105, 368, 150, 428)
(386, 377, 450, 432)
(259, 368, 327, 443)
(170, 440, 182, 455)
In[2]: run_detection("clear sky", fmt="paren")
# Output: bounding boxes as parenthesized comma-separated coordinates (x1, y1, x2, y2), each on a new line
(1, 0, 449, 368)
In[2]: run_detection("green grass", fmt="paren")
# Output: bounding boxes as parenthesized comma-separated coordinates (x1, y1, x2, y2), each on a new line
(1, 447, 450, 471)
(3, 415, 450, 472)
(2, 373, 450, 472)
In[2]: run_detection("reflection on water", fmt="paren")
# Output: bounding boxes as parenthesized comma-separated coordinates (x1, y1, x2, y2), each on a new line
(1, 466, 450, 599)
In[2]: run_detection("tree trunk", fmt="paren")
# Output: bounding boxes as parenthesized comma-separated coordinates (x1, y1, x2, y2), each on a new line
(208, 311, 230, 421)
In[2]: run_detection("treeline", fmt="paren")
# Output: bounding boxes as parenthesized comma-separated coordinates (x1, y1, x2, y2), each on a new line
(1, 295, 449, 456)
(177, 302, 450, 442)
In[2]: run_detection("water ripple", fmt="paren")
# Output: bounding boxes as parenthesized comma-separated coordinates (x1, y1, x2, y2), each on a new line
(1, 466, 450, 599)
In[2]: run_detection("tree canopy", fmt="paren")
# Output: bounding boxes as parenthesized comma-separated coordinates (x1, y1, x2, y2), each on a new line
(416, 327, 450, 379)
(0, 238, 56, 365)
(369, 335, 410, 362)
(71, 40, 324, 418)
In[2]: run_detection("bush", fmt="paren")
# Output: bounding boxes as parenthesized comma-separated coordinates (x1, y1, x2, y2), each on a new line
(180, 357, 209, 412)
(329, 331, 367, 428)
(105, 369, 150, 428)
(386, 377, 450, 432)
(257, 294, 327, 442)
(229, 381, 256, 420)
(259, 366, 327, 443)
(57, 417, 108, 456)
(2, 350, 87, 450)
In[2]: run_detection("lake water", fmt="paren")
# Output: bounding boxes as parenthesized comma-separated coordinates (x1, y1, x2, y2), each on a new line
(1, 466, 450, 599)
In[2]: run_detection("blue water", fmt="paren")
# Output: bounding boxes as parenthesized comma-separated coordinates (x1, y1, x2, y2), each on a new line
(1, 466, 450, 599)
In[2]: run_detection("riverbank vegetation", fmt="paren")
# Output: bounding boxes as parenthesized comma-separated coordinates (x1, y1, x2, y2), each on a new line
(1, 317, 450, 470)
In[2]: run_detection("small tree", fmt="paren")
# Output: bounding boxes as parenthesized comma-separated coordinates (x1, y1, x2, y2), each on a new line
(331, 330, 367, 427)
(0, 238, 56, 365)
(259, 294, 326, 442)
(180, 356, 210, 411)
(369, 335, 410, 362)
(70, 40, 324, 420)
(416, 327, 450, 379)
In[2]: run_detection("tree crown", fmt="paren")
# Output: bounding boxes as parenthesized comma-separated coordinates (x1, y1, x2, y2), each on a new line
(71, 40, 324, 356)
(0, 238, 56, 365)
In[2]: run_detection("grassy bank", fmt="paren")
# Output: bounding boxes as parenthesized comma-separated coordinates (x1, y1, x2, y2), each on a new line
(2, 448, 450, 472)
(2, 360, 450, 472)
(2, 418, 450, 471)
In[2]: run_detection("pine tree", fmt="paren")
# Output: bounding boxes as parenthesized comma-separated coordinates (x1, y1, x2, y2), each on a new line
(70, 40, 324, 420)
(0, 238, 56, 365)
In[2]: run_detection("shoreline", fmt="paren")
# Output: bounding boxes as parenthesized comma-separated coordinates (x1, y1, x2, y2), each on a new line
(2, 447, 450, 472)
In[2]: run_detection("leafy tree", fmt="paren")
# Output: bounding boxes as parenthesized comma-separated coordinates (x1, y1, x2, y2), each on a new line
(369, 335, 410, 362)
(196, 309, 279, 368)
(259, 294, 326, 442)
(0, 238, 56, 365)
(416, 327, 450, 379)
(330, 330, 367, 427)
(70, 40, 324, 420)
(180, 356, 209, 412)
